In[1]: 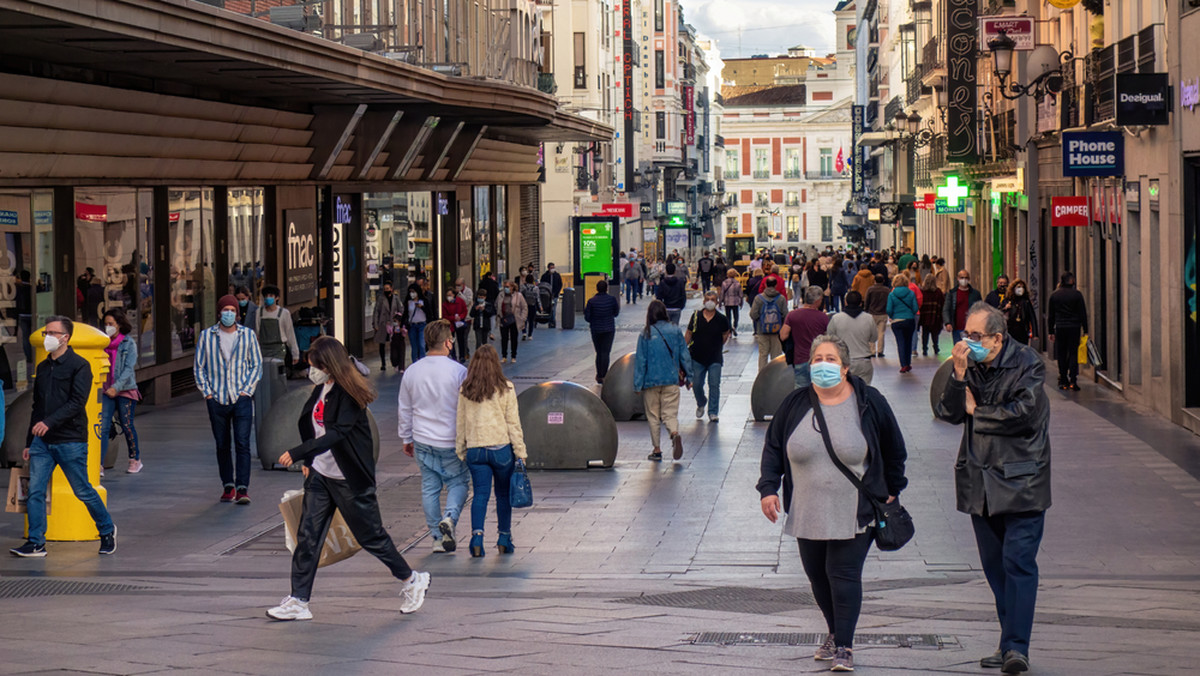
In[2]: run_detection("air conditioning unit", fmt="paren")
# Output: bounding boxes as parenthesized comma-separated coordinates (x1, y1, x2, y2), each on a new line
(342, 32, 384, 52)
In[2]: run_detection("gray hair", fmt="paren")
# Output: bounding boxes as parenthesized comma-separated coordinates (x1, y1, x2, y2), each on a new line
(967, 301, 1008, 336)
(704, 289, 719, 300)
(808, 334, 851, 366)
(803, 285, 825, 306)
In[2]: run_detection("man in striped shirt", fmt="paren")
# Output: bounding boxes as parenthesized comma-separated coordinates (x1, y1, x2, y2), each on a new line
(195, 294, 263, 504)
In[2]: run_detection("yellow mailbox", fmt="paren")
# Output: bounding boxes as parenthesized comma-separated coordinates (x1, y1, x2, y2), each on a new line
(28, 323, 111, 542)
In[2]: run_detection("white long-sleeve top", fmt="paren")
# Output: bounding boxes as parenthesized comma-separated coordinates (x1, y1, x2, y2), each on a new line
(397, 355, 467, 448)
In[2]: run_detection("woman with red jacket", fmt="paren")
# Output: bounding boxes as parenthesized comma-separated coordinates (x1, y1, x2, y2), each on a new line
(442, 289, 470, 363)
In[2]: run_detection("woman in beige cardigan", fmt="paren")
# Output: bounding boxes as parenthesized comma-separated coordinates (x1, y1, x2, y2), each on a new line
(456, 344, 528, 557)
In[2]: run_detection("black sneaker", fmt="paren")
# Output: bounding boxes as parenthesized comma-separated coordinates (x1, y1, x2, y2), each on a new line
(1068, 383, 1080, 391)
(647, 451, 663, 461)
(98, 527, 116, 555)
(980, 650, 1004, 668)
(10, 541, 46, 558)
(236, 487, 251, 505)
(1001, 650, 1029, 674)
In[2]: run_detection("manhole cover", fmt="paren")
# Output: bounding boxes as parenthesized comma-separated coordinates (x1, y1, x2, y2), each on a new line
(616, 586, 815, 615)
(0, 579, 153, 599)
(691, 632, 953, 649)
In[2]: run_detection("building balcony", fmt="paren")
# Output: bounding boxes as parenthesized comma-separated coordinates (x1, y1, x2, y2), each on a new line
(906, 69, 922, 105)
(783, 169, 802, 179)
(920, 36, 945, 86)
(754, 199, 770, 208)
(752, 170, 770, 179)
(806, 171, 842, 180)
(726, 170, 740, 180)
(537, 72, 557, 95)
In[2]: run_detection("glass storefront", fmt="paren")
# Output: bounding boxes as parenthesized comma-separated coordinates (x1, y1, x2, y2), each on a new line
(168, 188, 215, 359)
(227, 188, 265, 297)
(0, 190, 51, 390)
(473, 186, 491, 281)
(495, 185, 508, 281)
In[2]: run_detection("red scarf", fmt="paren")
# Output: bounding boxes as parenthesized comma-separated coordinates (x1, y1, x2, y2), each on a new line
(104, 332, 125, 388)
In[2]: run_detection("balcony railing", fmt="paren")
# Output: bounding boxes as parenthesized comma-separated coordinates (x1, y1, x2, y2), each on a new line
(906, 69, 921, 105)
(714, 134, 725, 148)
(726, 169, 740, 179)
(754, 198, 770, 208)
(537, 72, 557, 94)
(914, 136, 946, 187)
(783, 169, 802, 179)
(806, 171, 842, 180)
(920, 36, 944, 84)
(785, 198, 800, 206)
(752, 170, 770, 179)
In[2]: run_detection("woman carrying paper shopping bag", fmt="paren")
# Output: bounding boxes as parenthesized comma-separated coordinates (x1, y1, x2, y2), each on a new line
(270, 336, 430, 621)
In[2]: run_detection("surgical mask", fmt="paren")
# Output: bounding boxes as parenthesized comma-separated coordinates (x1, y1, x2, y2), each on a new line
(810, 362, 844, 388)
(43, 334, 61, 353)
(220, 310, 237, 327)
(703, 301, 717, 311)
(1014, 287, 1025, 296)
(308, 368, 329, 385)
(239, 298, 248, 307)
(957, 278, 969, 288)
(104, 325, 117, 337)
(410, 292, 418, 299)
(965, 339, 991, 362)
(446, 294, 455, 302)
(264, 297, 276, 307)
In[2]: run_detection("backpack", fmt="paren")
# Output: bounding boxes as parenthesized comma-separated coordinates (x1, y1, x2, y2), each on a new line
(759, 295, 784, 334)
(521, 284, 540, 311)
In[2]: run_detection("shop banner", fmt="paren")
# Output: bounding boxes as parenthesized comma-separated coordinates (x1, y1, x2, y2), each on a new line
(75, 202, 107, 222)
(578, 219, 615, 277)
(914, 194, 936, 210)
(946, 0, 979, 164)
(683, 85, 695, 146)
(935, 199, 965, 215)
(1116, 73, 1171, 126)
(598, 203, 634, 218)
(851, 105, 864, 195)
(285, 209, 317, 304)
(1062, 131, 1123, 177)
(1051, 196, 1090, 227)
(979, 17, 1034, 51)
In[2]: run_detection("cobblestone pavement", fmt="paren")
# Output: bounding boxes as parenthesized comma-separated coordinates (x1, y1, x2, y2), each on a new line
(2, 297, 1200, 675)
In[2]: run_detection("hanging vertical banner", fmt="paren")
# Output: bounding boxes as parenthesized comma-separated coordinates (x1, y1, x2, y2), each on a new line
(683, 85, 695, 146)
(851, 105, 864, 195)
(623, 0, 635, 189)
(946, 0, 978, 164)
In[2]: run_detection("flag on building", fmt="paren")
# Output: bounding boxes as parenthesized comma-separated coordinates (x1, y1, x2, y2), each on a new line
(835, 148, 845, 173)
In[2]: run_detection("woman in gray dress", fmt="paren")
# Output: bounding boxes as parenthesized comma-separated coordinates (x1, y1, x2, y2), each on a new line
(757, 334, 908, 672)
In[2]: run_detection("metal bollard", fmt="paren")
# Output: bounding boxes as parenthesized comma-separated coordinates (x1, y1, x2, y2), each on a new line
(517, 381, 617, 469)
(600, 353, 645, 421)
(750, 355, 796, 422)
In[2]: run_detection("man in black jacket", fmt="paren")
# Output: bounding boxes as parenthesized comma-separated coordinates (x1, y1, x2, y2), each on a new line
(935, 302, 1050, 675)
(10, 316, 116, 558)
(655, 262, 688, 324)
(539, 263, 564, 328)
(1047, 272, 1088, 390)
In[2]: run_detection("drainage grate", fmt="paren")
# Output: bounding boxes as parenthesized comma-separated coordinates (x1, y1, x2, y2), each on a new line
(616, 586, 815, 615)
(691, 632, 953, 649)
(0, 579, 153, 599)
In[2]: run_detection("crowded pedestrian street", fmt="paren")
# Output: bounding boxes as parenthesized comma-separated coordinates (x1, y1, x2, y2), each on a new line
(3, 297, 1199, 675)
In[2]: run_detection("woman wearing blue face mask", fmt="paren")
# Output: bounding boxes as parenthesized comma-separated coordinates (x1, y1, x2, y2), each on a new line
(757, 334, 909, 673)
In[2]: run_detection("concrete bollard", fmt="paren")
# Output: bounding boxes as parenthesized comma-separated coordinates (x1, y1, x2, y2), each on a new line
(750, 355, 796, 422)
(517, 381, 617, 469)
(257, 386, 381, 470)
(600, 352, 645, 421)
(929, 358, 956, 416)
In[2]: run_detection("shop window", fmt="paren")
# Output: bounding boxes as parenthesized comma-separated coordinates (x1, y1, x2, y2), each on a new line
(168, 188, 215, 359)
(474, 186, 492, 285)
(74, 188, 156, 367)
(756, 216, 768, 240)
(786, 216, 799, 241)
(495, 186, 508, 281)
(227, 188, 264, 300)
(0, 190, 51, 390)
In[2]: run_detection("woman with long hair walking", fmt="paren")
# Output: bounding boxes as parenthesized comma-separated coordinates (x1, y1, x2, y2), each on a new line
(456, 345, 528, 557)
(270, 336, 429, 620)
(99, 308, 142, 473)
(634, 300, 692, 462)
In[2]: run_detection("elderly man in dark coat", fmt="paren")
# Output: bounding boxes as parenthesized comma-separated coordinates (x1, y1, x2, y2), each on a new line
(935, 301, 1050, 675)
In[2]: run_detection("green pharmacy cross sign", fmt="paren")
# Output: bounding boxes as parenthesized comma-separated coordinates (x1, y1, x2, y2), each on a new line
(937, 176, 970, 208)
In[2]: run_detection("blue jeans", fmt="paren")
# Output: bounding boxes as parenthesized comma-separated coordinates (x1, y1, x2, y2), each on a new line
(972, 511, 1046, 655)
(414, 442, 470, 535)
(827, 293, 842, 313)
(26, 438, 114, 546)
(891, 319, 915, 368)
(692, 359, 722, 417)
(667, 308, 682, 325)
(793, 362, 811, 389)
(548, 298, 558, 327)
(98, 395, 140, 461)
(466, 444, 514, 534)
(206, 395, 253, 488)
(409, 322, 427, 362)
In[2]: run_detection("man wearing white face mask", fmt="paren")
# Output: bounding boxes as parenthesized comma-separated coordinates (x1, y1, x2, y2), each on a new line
(10, 316, 118, 558)
(195, 294, 263, 505)
(684, 290, 731, 422)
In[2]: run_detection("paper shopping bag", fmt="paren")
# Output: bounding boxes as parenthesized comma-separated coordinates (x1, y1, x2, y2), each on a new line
(1077, 335, 1088, 364)
(6, 466, 48, 514)
(279, 489, 362, 568)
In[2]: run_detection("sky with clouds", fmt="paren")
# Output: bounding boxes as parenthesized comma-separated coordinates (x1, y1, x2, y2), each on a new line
(684, 0, 840, 60)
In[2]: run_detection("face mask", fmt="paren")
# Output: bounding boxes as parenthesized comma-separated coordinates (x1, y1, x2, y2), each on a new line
(43, 334, 61, 353)
(810, 362, 844, 388)
(998, 285, 1008, 293)
(220, 310, 237, 327)
(104, 325, 118, 337)
(385, 290, 393, 297)
(238, 299, 248, 307)
(965, 339, 991, 362)
(446, 294, 455, 302)
(1014, 287, 1025, 296)
(957, 278, 969, 288)
(704, 301, 717, 311)
(264, 297, 276, 307)
(308, 368, 330, 385)
(410, 292, 418, 299)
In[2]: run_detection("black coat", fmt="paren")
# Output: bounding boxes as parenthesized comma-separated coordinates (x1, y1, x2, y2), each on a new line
(1047, 287, 1087, 333)
(934, 339, 1051, 516)
(757, 376, 909, 529)
(655, 276, 687, 309)
(28, 347, 92, 446)
(288, 383, 377, 493)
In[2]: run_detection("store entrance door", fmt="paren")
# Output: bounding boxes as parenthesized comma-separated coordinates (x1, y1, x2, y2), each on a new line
(1185, 159, 1200, 407)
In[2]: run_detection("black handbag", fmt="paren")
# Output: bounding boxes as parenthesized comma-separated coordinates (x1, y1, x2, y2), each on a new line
(808, 388, 914, 551)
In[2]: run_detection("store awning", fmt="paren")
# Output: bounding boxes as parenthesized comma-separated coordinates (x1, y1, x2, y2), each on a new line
(857, 131, 894, 147)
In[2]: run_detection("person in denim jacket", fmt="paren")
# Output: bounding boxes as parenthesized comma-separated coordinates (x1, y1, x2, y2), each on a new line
(634, 300, 692, 462)
(99, 308, 142, 474)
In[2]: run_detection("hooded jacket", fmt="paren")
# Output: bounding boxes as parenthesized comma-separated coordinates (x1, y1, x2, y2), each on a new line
(655, 275, 687, 309)
(851, 269, 875, 298)
(934, 338, 1051, 516)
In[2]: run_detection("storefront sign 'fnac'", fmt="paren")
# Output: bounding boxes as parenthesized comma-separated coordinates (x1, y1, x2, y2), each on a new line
(284, 208, 316, 304)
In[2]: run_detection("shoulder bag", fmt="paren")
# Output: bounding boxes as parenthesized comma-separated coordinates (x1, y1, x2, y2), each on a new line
(808, 388, 914, 551)
(655, 326, 689, 387)
(509, 459, 533, 509)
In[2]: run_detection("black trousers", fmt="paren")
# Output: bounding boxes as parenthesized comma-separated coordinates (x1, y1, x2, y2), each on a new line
(1054, 326, 1081, 385)
(474, 327, 489, 352)
(797, 532, 873, 648)
(500, 323, 519, 358)
(291, 471, 413, 602)
(592, 330, 615, 379)
(455, 323, 471, 362)
(725, 306, 740, 334)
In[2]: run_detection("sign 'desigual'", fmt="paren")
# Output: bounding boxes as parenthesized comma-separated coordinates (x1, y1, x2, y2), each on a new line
(1062, 131, 1123, 177)
(1051, 196, 1090, 227)
(1115, 73, 1171, 126)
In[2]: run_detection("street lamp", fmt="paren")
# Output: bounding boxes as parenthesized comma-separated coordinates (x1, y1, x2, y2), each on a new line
(986, 30, 1072, 101)
(890, 110, 944, 149)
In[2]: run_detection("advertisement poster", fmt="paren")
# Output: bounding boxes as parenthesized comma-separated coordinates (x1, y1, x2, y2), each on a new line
(284, 208, 317, 304)
(664, 226, 689, 253)
(579, 220, 614, 277)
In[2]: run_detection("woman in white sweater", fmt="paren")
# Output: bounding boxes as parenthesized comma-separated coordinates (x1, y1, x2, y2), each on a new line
(455, 344, 528, 557)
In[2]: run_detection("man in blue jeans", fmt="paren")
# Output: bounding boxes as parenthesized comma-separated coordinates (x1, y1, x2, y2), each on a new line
(11, 316, 116, 558)
(934, 302, 1051, 675)
(195, 294, 263, 505)
(397, 320, 470, 553)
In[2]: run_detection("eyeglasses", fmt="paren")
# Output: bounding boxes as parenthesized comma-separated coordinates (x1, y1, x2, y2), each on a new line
(963, 331, 998, 342)
(44, 330, 69, 337)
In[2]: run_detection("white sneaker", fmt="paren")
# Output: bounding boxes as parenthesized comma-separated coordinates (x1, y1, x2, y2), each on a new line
(266, 596, 312, 621)
(501, 357, 508, 363)
(708, 414, 719, 423)
(431, 538, 447, 553)
(695, 406, 704, 419)
(398, 571, 430, 614)
(99, 467, 105, 477)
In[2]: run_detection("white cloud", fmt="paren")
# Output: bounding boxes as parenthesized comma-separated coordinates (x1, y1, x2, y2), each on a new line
(684, 0, 837, 59)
